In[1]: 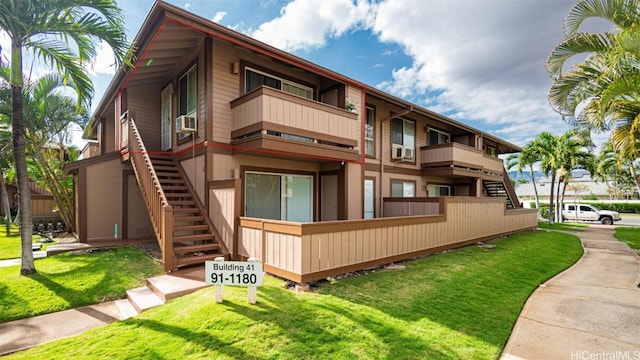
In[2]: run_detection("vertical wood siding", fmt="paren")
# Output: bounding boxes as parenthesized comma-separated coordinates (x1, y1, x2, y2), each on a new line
(239, 197, 537, 283)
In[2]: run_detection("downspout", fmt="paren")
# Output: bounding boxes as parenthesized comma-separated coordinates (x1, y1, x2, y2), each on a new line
(379, 106, 413, 217)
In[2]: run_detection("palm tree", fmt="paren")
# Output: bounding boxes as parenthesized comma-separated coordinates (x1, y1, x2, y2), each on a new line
(529, 132, 561, 224)
(506, 143, 542, 215)
(553, 131, 594, 221)
(547, 0, 640, 196)
(0, 0, 132, 275)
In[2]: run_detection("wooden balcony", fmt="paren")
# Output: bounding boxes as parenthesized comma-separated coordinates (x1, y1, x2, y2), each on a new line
(230, 86, 360, 162)
(420, 142, 504, 181)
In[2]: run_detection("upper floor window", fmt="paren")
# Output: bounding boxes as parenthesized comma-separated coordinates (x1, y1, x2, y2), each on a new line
(391, 118, 415, 161)
(428, 128, 450, 145)
(245, 67, 313, 100)
(486, 146, 497, 157)
(365, 106, 375, 156)
(178, 64, 197, 140)
(391, 180, 415, 197)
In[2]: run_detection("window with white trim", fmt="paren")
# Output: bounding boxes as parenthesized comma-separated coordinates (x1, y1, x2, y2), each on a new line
(391, 118, 415, 161)
(427, 184, 451, 197)
(364, 178, 374, 219)
(178, 65, 197, 140)
(245, 171, 313, 222)
(365, 106, 375, 156)
(245, 67, 313, 99)
(391, 181, 415, 197)
(428, 128, 450, 145)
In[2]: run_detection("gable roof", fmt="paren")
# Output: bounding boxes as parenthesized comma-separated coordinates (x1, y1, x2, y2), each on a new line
(87, 0, 520, 152)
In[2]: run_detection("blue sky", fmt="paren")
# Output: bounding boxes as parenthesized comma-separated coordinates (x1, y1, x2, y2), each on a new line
(2, 0, 612, 150)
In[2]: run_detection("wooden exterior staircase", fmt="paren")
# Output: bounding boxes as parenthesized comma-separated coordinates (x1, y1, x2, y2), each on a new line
(484, 167, 522, 209)
(126, 115, 228, 271)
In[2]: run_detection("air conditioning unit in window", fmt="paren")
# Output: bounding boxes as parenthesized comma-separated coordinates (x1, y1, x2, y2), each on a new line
(391, 145, 404, 160)
(403, 147, 415, 161)
(176, 115, 197, 133)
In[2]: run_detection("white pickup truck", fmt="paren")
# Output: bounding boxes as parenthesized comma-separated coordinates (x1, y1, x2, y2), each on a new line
(562, 204, 622, 225)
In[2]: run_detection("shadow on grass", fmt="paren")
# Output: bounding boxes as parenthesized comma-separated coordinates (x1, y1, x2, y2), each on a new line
(123, 318, 260, 359)
(220, 286, 452, 359)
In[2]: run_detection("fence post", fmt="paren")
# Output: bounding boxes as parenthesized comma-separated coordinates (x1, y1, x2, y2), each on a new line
(247, 257, 258, 304)
(214, 256, 225, 303)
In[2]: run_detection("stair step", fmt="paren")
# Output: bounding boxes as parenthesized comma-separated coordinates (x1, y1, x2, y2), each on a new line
(158, 179, 185, 184)
(174, 233, 214, 242)
(126, 287, 164, 313)
(173, 243, 219, 254)
(157, 172, 182, 178)
(176, 253, 224, 267)
(163, 185, 188, 191)
(172, 208, 201, 214)
(169, 199, 196, 205)
(114, 299, 139, 319)
(174, 224, 209, 232)
(146, 275, 208, 302)
(174, 215, 205, 222)
(165, 192, 191, 198)
(154, 165, 178, 171)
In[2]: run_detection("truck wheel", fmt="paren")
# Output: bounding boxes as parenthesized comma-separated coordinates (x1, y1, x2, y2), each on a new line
(601, 217, 613, 225)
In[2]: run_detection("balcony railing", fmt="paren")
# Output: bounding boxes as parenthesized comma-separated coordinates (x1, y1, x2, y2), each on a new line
(420, 142, 504, 179)
(230, 86, 360, 161)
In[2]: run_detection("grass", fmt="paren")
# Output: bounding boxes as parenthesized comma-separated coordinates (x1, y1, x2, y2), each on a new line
(615, 227, 640, 251)
(0, 246, 164, 322)
(6, 231, 583, 359)
(537, 221, 588, 232)
(0, 224, 53, 260)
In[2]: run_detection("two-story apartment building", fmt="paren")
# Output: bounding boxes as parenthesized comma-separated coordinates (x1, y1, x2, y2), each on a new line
(67, 1, 535, 281)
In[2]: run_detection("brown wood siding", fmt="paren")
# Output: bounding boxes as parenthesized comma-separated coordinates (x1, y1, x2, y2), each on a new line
(84, 157, 124, 242)
(128, 84, 162, 151)
(238, 197, 537, 283)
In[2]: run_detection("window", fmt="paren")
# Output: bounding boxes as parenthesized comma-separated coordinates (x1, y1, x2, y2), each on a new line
(178, 65, 197, 140)
(364, 179, 374, 219)
(391, 118, 415, 161)
(428, 128, 450, 145)
(365, 107, 375, 156)
(245, 67, 313, 99)
(427, 184, 451, 197)
(486, 146, 497, 157)
(391, 181, 415, 197)
(245, 172, 313, 222)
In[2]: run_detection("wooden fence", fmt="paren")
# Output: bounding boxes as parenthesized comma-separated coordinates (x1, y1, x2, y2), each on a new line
(238, 197, 538, 283)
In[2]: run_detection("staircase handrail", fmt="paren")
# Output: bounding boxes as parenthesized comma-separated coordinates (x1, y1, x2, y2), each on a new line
(502, 167, 522, 208)
(128, 116, 176, 270)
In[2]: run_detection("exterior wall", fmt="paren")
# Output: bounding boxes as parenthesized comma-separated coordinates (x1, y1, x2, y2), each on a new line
(126, 174, 154, 239)
(239, 197, 538, 283)
(31, 198, 57, 217)
(84, 158, 123, 242)
(208, 179, 239, 255)
(128, 84, 162, 151)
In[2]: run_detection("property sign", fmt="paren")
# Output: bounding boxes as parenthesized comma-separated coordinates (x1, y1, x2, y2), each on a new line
(205, 260, 263, 286)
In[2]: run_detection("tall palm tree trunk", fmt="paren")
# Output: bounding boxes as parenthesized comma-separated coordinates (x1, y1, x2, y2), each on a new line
(529, 165, 541, 217)
(548, 173, 556, 224)
(11, 44, 35, 275)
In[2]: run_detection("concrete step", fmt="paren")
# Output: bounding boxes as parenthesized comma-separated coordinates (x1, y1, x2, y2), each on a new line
(146, 274, 208, 302)
(126, 287, 164, 313)
(114, 299, 139, 319)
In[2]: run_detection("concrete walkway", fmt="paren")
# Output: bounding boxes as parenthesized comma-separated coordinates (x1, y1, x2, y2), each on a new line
(501, 225, 640, 359)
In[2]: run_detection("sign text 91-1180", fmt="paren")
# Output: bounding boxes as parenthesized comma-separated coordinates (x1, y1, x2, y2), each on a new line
(205, 261, 263, 286)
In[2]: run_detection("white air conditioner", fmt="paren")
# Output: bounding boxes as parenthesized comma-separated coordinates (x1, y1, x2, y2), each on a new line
(391, 145, 404, 160)
(176, 115, 197, 133)
(403, 147, 415, 161)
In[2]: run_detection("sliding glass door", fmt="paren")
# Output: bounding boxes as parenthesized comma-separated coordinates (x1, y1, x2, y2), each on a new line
(245, 172, 313, 222)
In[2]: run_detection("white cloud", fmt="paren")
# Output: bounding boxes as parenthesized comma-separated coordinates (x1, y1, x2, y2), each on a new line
(212, 11, 227, 23)
(251, 0, 372, 51)
(85, 41, 117, 76)
(185, 3, 192, 9)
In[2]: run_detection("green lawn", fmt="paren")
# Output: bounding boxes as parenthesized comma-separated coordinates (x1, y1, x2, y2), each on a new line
(0, 224, 53, 260)
(615, 227, 640, 251)
(537, 221, 588, 232)
(0, 246, 164, 322)
(7, 231, 583, 360)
